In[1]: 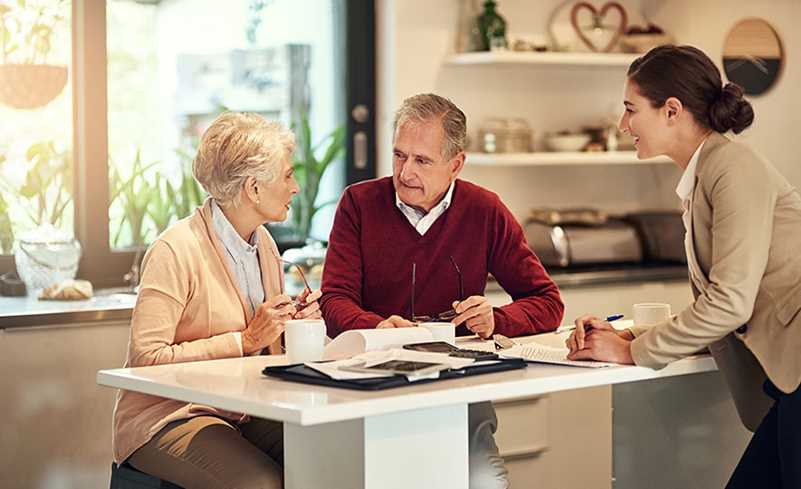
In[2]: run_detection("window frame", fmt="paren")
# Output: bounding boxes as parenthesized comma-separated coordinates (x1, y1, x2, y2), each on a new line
(0, 0, 376, 289)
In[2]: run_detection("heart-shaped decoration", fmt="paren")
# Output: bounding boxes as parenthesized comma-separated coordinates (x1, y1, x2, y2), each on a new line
(570, 1, 628, 52)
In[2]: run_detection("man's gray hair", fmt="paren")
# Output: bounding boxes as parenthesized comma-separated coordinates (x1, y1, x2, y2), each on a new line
(393, 93, 467, 160)
(192, 112, 295, 207)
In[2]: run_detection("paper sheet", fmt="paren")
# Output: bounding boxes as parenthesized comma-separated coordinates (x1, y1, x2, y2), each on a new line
(500, 343, 619, 368)
(323, 328, 434, 360)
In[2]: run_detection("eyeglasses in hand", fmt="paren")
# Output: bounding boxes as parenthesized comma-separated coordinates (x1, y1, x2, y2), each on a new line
(279, 258, 312, 309)
(410, 256, 464, 323)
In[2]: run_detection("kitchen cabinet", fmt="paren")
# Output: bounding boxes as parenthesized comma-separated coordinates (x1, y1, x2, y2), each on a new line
(490, 278, 694, 489)
(0, 320, 131, 488)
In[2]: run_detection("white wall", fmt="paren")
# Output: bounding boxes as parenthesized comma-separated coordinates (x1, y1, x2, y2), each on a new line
(378, 0, 801, 220)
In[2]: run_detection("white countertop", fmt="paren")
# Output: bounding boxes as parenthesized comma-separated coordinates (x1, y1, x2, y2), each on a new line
(97, 327, 717, 426)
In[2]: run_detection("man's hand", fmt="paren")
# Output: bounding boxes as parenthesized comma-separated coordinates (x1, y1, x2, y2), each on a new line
(566, 329, 634, 364)
(452, 296, 495, 339)
(376, 315, 415, 329)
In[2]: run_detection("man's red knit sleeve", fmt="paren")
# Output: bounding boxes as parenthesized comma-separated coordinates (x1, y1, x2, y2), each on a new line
(320, 189, 385, 337)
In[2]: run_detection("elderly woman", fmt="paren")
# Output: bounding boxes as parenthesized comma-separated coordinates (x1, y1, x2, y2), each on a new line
(112, 112, 321, 488)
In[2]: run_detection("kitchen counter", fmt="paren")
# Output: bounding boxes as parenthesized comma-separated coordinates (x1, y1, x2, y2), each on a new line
(0, 264, 687, 329)
(0, 291, 137, 329)
(487, 262, 688, 292)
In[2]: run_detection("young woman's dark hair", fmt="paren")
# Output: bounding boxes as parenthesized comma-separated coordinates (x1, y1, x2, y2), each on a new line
(627, 45, 754, 134)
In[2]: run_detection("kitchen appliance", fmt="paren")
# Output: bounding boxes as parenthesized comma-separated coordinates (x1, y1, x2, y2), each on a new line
(524, 208, 686, 268)
(623, 210, 687, 264)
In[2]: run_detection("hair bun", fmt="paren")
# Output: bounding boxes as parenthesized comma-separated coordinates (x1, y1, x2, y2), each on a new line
(709, 82, 754, 134)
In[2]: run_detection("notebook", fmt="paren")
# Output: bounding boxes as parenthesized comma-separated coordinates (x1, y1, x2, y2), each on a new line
(500, 342, 618, 368)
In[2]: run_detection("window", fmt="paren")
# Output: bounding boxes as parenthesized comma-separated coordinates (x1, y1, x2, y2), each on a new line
(0, 0, 375, 290)
(0, 0, 72, 253)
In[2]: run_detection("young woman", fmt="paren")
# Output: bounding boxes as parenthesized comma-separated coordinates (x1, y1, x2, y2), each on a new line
(566, 45, 801, 488)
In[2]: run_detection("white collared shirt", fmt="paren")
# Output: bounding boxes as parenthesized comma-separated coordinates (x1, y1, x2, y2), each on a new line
(675, 138, 707, 204)
(395, 181, 456, 235)
(211, 200, 265, 354)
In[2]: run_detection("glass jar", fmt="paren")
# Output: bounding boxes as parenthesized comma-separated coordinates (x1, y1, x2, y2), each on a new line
(14, 224, 82, 292)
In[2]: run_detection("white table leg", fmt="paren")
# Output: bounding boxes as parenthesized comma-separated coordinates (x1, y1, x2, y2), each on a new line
(284, 403, 469, 489)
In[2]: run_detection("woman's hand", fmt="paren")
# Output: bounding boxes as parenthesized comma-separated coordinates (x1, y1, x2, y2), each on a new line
(566, 315, 613, 352)
(566, 330, 635, 364)
(565, 314, 633, 352)
(242, 294, 296, 354)
(292, 289, 322, 319)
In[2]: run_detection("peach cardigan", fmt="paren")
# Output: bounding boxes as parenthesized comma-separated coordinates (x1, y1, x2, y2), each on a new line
(112, 198, 284, 463)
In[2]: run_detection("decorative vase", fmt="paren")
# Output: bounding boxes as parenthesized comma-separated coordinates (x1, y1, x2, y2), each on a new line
(14, 224, 81, 292)
(476, 0, 508, 51)
(0, 64, 68, 109)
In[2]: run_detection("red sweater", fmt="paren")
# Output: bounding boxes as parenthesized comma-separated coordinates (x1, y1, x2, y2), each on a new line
(321, 177, 564, 338)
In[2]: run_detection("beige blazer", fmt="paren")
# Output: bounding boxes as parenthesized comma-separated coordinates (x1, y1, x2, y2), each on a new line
(630, 132, 801, 430)
(112, 198, 284, 463)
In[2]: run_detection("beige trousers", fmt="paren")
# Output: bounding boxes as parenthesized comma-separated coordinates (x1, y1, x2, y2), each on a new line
(128, 415, 283, 489)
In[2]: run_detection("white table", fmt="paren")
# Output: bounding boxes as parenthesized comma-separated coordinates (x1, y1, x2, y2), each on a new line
(97, 332, 718, 489)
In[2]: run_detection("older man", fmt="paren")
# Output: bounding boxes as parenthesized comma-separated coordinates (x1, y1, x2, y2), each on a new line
(321, 93, 564, 488)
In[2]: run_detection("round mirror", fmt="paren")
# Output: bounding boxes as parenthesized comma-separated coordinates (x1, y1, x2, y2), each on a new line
(722, 18, 783, 96)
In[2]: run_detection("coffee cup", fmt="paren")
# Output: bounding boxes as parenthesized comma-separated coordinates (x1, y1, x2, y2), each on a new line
(285, 319, 326, 363)
(419, 322, 456, 345)
(633, 303, 671, 328)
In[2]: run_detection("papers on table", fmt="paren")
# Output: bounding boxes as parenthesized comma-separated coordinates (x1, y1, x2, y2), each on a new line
(307, 348, 475, 380)
(500, 342, 618, 368)
(322, 328, 434, 360)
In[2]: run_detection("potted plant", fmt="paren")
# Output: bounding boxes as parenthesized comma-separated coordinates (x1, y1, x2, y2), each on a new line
(0, 0, 69, 109)
(273, 116, 344, 293)
(0, 140, 80, 291)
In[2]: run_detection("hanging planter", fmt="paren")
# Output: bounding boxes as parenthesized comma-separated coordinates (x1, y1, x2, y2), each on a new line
(0, 63, 67, 109)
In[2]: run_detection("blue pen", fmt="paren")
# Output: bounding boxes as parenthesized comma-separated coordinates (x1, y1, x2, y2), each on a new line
(557, 314, 624, 333)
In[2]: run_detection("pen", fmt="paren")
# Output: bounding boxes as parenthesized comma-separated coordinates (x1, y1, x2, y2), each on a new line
(556, 314, 625, 333)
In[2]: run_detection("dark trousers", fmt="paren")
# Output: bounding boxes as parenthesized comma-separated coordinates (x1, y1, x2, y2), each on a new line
(726, 380, 801, 489)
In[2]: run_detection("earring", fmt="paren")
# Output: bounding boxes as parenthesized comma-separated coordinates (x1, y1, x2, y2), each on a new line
(256, 198, 261, 205)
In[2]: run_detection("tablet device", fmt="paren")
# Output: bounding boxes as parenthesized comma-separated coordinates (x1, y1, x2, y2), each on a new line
(339, 359, 449, 377)
(403, 341, 460, 354)
(404, 341, 499, 361)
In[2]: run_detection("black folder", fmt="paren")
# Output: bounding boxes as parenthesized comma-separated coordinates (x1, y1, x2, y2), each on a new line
(262, 358, 527, 391)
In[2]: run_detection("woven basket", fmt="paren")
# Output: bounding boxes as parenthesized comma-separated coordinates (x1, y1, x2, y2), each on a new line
(0, 63, 68, 110)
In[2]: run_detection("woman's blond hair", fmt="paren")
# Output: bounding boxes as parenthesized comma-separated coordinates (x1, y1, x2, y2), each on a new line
(192, 112, 295, 207)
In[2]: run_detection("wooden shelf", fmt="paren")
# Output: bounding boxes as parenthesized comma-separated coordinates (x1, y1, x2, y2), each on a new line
(446, 51, 639, 67)
(465, 151, 672, 166)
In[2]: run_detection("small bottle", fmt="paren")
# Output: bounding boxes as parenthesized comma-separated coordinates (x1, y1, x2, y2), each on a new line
(476, 0, 508, 51)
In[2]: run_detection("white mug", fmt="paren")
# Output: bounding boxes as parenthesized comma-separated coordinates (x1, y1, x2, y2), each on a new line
(285, 319, 326, 363)
(633, 303, 671, 328)
(419, 322, 456, 345)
